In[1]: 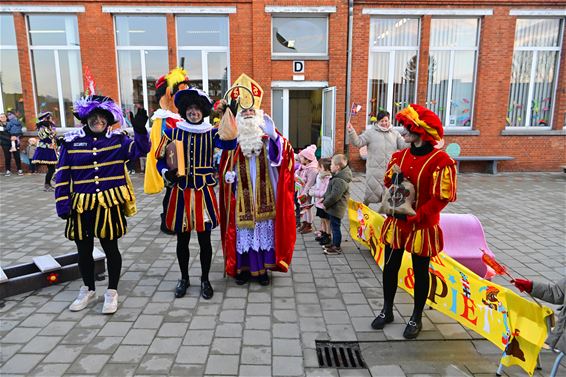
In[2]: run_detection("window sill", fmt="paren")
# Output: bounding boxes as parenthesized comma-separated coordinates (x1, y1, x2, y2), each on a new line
(501, 128, 566, 136)
(271, 56, 329, 61)
(444, 129, 480, 136)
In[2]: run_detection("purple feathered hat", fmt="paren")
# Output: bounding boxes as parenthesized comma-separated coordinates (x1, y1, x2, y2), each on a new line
(73, 95, 124, 126)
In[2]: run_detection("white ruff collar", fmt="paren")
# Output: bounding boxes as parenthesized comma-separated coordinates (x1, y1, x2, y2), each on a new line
(176, 120, 213, 134)
(151, 109, 182, 121)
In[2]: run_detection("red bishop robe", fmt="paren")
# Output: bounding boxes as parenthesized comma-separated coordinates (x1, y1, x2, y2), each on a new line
(219, 133, 296, 277)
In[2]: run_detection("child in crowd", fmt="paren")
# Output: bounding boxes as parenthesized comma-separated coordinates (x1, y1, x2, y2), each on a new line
(26, 138, 38, 174)
(322, 154, 352, 254)
(6, 112, 23, 153)
(296, 145, 318, 234)
(309, 158, 332, 245)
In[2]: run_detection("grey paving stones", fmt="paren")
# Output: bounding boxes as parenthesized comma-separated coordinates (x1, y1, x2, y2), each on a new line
(1, 173, 564, 377)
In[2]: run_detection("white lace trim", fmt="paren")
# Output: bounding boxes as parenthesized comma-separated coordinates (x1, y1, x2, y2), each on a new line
(236, 220, 275, 254)
(176, 120, 213, 134)
(151, 109, 182, 121)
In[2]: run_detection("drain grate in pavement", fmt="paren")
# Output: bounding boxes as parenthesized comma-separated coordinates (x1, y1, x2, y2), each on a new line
(316, 341, 367, 369)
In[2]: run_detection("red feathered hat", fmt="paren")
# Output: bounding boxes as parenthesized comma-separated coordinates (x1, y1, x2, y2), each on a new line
(396, 104, 443, 145)
(155, 75, 167, 90)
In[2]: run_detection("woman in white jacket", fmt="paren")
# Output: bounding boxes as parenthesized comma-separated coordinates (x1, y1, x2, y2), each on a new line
(347, 111, 407, 205)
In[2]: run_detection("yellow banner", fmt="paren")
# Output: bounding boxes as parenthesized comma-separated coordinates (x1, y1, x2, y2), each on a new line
(348, 199, 553, 376)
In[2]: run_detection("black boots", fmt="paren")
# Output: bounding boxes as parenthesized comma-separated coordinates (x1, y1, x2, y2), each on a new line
(403, 314, 423, 339)
(235, 271, 250, 285)
(258, 273, 270, 286)
(175, 278, 189, 298)
(200, 281, 214, 300)
(371, 307, 394, 330)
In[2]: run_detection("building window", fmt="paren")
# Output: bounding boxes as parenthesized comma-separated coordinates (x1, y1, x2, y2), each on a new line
(272, 16, 328, 57)
(427, 18, 479, 128)
(0, 14, 23, 118)
(367, 17, 419, 126)
(507, 18, 563, 128)
(115, 15, 168, 116)
(28, 14, 82, 128)
(177, 16, 229, 102)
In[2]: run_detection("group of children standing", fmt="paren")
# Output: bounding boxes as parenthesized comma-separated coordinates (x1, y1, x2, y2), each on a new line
(295, 145, 352, 255)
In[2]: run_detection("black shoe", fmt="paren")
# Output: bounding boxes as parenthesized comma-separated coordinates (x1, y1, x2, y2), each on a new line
(235, 271, 249, 285)
(200, 281, 214, 300)
(175, 279, 189, 298)
(258, 273, 270, 286)
(319, 235, 331, 246)
(403, 318, 422, 339)
(371, 311, 394, 330)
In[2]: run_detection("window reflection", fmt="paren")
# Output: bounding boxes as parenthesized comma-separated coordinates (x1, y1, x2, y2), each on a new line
(28, 15, 83, 127)
(427, 18, 479, 128)
(115, 15, 168, 118)
(272, 17, 328, 55)
(0, 15, 22, 116)
(368, 18, 419, 126)
(507, 19, 562, 127)
(177, 16, 228, 47)
(28, 15, 79, 46)
(115, 16, 167, 47)
(177, 16, 229, 103)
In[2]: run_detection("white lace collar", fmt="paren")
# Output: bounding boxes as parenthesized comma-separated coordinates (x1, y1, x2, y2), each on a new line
(176, 120, 213, 134)
(151, 109, 182, 121)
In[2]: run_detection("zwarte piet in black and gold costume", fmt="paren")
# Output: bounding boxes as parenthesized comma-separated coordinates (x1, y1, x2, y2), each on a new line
(54, 95, 150, 314)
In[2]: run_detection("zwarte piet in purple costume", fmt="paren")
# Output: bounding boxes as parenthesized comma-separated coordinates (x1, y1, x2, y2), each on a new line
(54, 95, 150, 314)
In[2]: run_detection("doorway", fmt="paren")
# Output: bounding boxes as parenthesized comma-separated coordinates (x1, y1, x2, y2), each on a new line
(272, 86, 335, 156)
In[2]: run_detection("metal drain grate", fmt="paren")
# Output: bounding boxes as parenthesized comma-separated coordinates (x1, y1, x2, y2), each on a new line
(315, 341, 367, 369)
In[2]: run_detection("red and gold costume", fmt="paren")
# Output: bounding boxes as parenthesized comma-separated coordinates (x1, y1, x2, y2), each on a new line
(219, 74, 296, 278)
(380, 104, 457, 257)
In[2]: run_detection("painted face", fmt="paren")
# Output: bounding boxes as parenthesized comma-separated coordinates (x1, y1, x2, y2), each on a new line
(87, 114, 108, 133)
(186, 104, 203, 124)
(401, 128, 419, 144)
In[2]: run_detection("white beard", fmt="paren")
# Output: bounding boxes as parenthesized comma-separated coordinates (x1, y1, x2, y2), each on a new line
(237, 109, 265, 158)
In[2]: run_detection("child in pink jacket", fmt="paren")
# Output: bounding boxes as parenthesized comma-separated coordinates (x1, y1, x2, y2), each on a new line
(297, 145, 318, 234)
(309, 158, 332, 245)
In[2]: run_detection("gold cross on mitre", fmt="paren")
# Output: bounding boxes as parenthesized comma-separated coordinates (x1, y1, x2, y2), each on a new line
(230, 74, 264, 111)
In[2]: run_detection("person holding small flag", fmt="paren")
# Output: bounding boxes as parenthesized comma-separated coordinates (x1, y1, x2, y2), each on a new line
(347, 109, 407, 206)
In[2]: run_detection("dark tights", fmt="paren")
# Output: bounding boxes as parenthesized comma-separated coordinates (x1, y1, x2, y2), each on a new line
(45, 165, 55, 185)
(2, 145, 21, 171)
(382, 245, 430, 320)
(75, 237, 122, 290)
(176, 230, 212, 282)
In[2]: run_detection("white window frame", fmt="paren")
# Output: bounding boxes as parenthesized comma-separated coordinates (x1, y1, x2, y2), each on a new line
(175, 15, 231, 98)
(113, 15, 168, 113)
(507, 17, 564, 128)
(26, 14, 82, 128)
(271, 14, 330, 58)
(427, 17, 481, 129)
(366, 17, 421, 128)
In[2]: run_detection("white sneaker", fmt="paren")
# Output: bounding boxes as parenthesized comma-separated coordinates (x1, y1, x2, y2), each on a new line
(17, 170, 23, 176)
(4, 170, 11, 177)
(102, 289, 118, 314)
(69, 286, 97, 311)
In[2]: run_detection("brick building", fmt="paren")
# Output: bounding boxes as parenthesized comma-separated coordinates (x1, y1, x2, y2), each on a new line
(1, 1, 565, 172)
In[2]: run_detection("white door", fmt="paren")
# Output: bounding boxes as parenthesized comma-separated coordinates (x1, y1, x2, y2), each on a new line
(321, 87, 336, 158)
(271, 89, 289, 139)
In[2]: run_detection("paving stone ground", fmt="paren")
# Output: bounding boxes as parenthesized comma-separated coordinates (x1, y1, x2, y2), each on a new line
(0, 172, 564, 377)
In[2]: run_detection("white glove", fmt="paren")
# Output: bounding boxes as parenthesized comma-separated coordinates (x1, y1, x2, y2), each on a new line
(225, 170, 236, 184)
(261, 114, 278, 141)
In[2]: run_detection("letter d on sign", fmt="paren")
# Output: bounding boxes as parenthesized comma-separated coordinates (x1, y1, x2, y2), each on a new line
(293, 61, 305, 74)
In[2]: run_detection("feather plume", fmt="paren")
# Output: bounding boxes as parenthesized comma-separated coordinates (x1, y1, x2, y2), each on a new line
(166, 68, 189, 89)
(74, 96, 124, 126)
